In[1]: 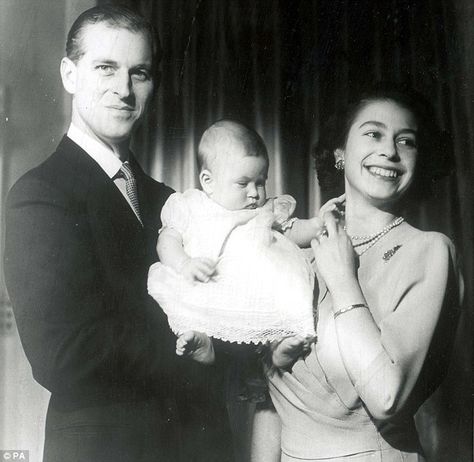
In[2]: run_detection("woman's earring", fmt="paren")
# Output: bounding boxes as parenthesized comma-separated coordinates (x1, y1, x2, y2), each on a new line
(335, 159, 345, 170)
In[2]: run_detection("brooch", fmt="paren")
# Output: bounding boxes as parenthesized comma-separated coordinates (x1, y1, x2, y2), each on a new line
(383, 245, 402, 262)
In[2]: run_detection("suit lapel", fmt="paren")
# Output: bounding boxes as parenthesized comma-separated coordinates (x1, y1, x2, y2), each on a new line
(56, 137, 148, 278)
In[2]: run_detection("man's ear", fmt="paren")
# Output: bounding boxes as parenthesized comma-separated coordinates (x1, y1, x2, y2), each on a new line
(334, 148, 345, 163)
(199, 169, 214, 195)
(60, 57, 77, 95)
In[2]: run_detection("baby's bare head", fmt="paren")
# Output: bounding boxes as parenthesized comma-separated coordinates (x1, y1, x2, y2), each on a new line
(197, 120, 269, 174)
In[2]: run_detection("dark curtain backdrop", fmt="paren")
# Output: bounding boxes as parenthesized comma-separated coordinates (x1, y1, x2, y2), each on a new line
(102, 1, 472, 460)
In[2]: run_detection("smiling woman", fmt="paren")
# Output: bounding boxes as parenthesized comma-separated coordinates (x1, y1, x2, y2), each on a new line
(315, 84, 451, 207)
(336, 99, 418, 209)
(265, 84, 462, 461)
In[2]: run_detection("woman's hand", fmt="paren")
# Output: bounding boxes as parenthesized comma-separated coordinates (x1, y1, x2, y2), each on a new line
(308, 194, 346, 238)
(310, 212, 358, 296)
(318, 193, 345, 219)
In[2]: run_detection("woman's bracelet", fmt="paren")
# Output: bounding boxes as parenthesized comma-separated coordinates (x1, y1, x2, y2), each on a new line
(333, 303, 368, 319)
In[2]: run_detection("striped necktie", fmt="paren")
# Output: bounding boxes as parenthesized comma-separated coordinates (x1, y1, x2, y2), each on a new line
(118, 161, 143, 226)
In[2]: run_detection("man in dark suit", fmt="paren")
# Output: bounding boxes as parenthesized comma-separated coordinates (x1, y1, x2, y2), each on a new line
(4, 6, 233, 462)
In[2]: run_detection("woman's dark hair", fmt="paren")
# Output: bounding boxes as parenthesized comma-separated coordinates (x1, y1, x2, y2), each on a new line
(314, 83, 454, 201)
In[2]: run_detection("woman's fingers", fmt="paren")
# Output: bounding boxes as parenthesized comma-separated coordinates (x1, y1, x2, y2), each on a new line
(323, 211, 338, 236)
(319, 194, 346, 216)
(324, 194, 345, 210)
(316, 195, 346, 242)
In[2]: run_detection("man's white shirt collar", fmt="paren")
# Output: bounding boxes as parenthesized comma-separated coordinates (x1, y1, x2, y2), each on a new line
(67, 124, 123, 178)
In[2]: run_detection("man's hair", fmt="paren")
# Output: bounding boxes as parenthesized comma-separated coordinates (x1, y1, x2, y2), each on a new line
(66, 5, 161, 65)
(198, 120, 269, 172)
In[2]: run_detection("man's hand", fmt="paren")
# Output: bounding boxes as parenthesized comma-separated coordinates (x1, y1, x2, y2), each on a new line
(176, 331, 215, 365)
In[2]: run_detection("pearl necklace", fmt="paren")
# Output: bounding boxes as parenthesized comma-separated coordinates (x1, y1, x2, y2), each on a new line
(345, 217, 404, 256)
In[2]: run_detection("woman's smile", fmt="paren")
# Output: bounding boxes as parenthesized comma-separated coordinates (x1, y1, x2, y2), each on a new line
(363, 165, 404, 182)
(365, 165, 402, 179)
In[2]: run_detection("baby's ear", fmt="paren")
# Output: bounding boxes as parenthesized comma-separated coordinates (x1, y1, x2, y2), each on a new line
(199, 169, 214, 195)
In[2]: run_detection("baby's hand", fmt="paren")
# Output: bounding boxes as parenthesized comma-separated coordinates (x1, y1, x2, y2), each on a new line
(271, 335, 315, 370)
(272, 195, 297, 224)
(176, 331, 215, 365)
(180, 257, 216, 282)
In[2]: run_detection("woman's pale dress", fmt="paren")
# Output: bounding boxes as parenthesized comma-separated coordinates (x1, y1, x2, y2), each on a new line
(268, 222, 461, 461)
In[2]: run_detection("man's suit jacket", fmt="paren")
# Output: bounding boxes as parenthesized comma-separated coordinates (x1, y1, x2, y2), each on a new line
(5, 136, 236, 462)
(4, 136, 184, 460)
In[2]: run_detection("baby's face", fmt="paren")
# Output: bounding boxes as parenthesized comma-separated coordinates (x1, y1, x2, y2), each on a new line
(210, 151, 268, 210)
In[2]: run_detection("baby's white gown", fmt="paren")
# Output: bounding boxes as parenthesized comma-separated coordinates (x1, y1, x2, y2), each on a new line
(148, 189, 315, 344)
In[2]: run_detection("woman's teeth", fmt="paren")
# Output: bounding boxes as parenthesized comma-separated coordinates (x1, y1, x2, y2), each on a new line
(367, 166, 399, 178)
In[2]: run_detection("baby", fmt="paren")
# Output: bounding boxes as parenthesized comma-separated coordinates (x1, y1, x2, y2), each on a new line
(148, 120, 334, 367)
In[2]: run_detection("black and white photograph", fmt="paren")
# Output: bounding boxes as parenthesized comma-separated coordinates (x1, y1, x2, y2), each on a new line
(0, 1, 472, 461)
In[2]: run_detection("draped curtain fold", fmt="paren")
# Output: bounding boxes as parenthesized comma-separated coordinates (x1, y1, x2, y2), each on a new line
(129, 0, 319, 216)
(103, 1, 472, 460)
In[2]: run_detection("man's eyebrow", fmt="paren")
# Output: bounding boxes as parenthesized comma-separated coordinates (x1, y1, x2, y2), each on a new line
(91, 59, 152, 71)
(131, 63, 152, 71)
(92, 59, 118, 66)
